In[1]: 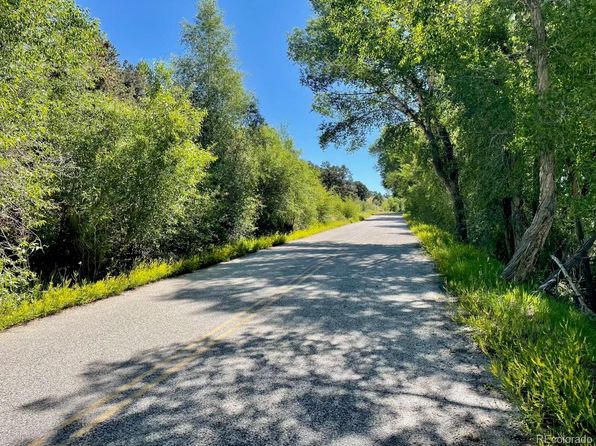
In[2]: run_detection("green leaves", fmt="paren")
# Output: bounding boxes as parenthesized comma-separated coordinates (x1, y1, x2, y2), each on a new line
(175, 0, 251, 149)
(0, 0, 101, 295)
(294, 0, 594, 431)
(54, 69, 214, 272)
(253, 126, 332, 232)
(174, 0, 260, 242)
(0, 0, 380, 312)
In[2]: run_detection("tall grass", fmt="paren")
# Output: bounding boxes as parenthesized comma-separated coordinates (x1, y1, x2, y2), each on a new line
(0, 215, 370, 331)
(407, 217, 596, 436)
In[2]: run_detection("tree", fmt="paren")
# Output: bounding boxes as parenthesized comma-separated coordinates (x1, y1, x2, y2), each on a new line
(426, 0, 527, 259)
(175, 0, 251, 145)
(353, 181, 370, 201)
(318, 162, 356, 199)
(253, 127, 329, 232)
(502, 0, 556, 282)
(341, 0, 592, 283)
(175, 0, 258, 242)
(372, 125, 455, 229)
(41, 63, 213, 276)
(0, 0, 101, 296)
(0, 0, 380, 307)
(289, 0, 469, 241)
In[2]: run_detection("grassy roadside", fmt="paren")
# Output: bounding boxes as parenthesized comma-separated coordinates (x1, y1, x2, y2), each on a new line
(0, 215, 371, 331)
(406, 216, 596, 436)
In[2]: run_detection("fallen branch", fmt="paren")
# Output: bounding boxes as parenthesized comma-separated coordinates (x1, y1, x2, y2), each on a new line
(550, 255, 595, 318)
(539, 234, 596, 293)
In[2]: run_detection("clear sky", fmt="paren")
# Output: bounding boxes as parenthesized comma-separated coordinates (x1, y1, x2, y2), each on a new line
(75, 0, 384, 192)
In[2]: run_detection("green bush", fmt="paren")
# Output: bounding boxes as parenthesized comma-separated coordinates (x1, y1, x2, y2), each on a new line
(339, 198, 361, 220)
(50, 66, 214, 276)
(253, 127, 330, 232)
(0, 216, 370, 331)
(383, 197, 405, 213)
(407, 217, 596, 436)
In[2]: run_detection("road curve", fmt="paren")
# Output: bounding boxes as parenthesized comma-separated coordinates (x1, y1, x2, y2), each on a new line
(0, 214, 524, 445)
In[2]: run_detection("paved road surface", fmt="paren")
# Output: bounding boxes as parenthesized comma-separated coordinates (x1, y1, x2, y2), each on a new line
(0, 214, 524, 445)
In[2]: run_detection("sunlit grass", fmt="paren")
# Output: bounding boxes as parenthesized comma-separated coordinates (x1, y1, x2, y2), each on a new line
(286, 214, 368, 241)
(407, 216, 596, 436)
(0, 215, 370, 331)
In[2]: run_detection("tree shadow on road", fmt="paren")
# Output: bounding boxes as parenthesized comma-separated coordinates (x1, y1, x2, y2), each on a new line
(21, 216, 526, 445)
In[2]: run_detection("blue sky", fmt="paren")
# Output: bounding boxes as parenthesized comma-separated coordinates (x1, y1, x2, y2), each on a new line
(75, 0, 384, 192)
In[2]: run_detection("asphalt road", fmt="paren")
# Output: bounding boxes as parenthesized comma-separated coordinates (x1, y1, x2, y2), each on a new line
(0, 214, 524, 446)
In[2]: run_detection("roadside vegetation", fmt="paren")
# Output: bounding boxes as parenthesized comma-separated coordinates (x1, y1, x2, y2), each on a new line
(408, 217, 595, 436)
(0, 0, 382, 328)
(0, 215, 370, 331)
(289, 0, 595, 436)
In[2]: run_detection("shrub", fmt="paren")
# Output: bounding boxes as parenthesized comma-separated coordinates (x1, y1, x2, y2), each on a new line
(0, 216, 371, 331)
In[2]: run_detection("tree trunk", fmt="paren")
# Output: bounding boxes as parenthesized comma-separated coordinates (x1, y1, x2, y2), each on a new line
(502, 197, 516, 259)
(502, 0, 556, 282)
(511, 196, 527, 249)
(502, 199, 526, 261)
(450, 183, 468, 243)
(502, 197, 527, 260)
(569, 163, 595, 309)
(503, 152, 556, 281)
(437, 125, 468, 243)
(422, 123, 468, 242)
(401, 76, 468, 242)
(575, 218, 596, 310)
(502, 151, 527, 259)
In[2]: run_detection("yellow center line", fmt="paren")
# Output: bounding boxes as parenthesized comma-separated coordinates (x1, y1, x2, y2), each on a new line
(68, 315, 258, 442)
(29, 255, 330, 446)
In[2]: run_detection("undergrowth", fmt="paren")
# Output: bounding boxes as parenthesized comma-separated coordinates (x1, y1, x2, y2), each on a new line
(407, 216, 596, 437)
(0, 215, 370, 331)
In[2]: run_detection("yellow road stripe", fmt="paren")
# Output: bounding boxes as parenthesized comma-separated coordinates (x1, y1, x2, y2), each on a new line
(29, 257, 328, 446)
(69, 317, 256, 442)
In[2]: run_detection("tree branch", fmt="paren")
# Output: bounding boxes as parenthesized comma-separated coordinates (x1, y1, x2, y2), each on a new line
(550, 255, 595, 318)
(539, 234, 596, 293)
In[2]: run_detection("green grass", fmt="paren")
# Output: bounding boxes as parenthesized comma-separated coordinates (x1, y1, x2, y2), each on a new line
(406, 216, 596, 436)
(0, 215, 371, 331)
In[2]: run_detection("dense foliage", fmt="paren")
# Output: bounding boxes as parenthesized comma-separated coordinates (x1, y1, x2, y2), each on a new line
(0, 0, 378, 309)
(289, 0, 595, 293)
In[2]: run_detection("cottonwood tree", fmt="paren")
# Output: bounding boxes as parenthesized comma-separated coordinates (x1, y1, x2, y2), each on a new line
(353, 181, 370, 201)
(502, 0, 556, 282)
(317, 162, 356, 199)
(411, 0, 530, 260)
(289, 0, 469, 241)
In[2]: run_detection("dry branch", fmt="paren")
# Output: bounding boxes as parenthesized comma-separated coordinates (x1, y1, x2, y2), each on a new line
(550, 255, 595, 318)
(539, 234, 596, 293)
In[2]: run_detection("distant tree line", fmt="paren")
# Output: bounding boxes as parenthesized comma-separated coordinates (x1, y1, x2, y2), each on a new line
(289, 0, 595, 306)
(313, 162, 383, 203)
(0, 0, 377, 303)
